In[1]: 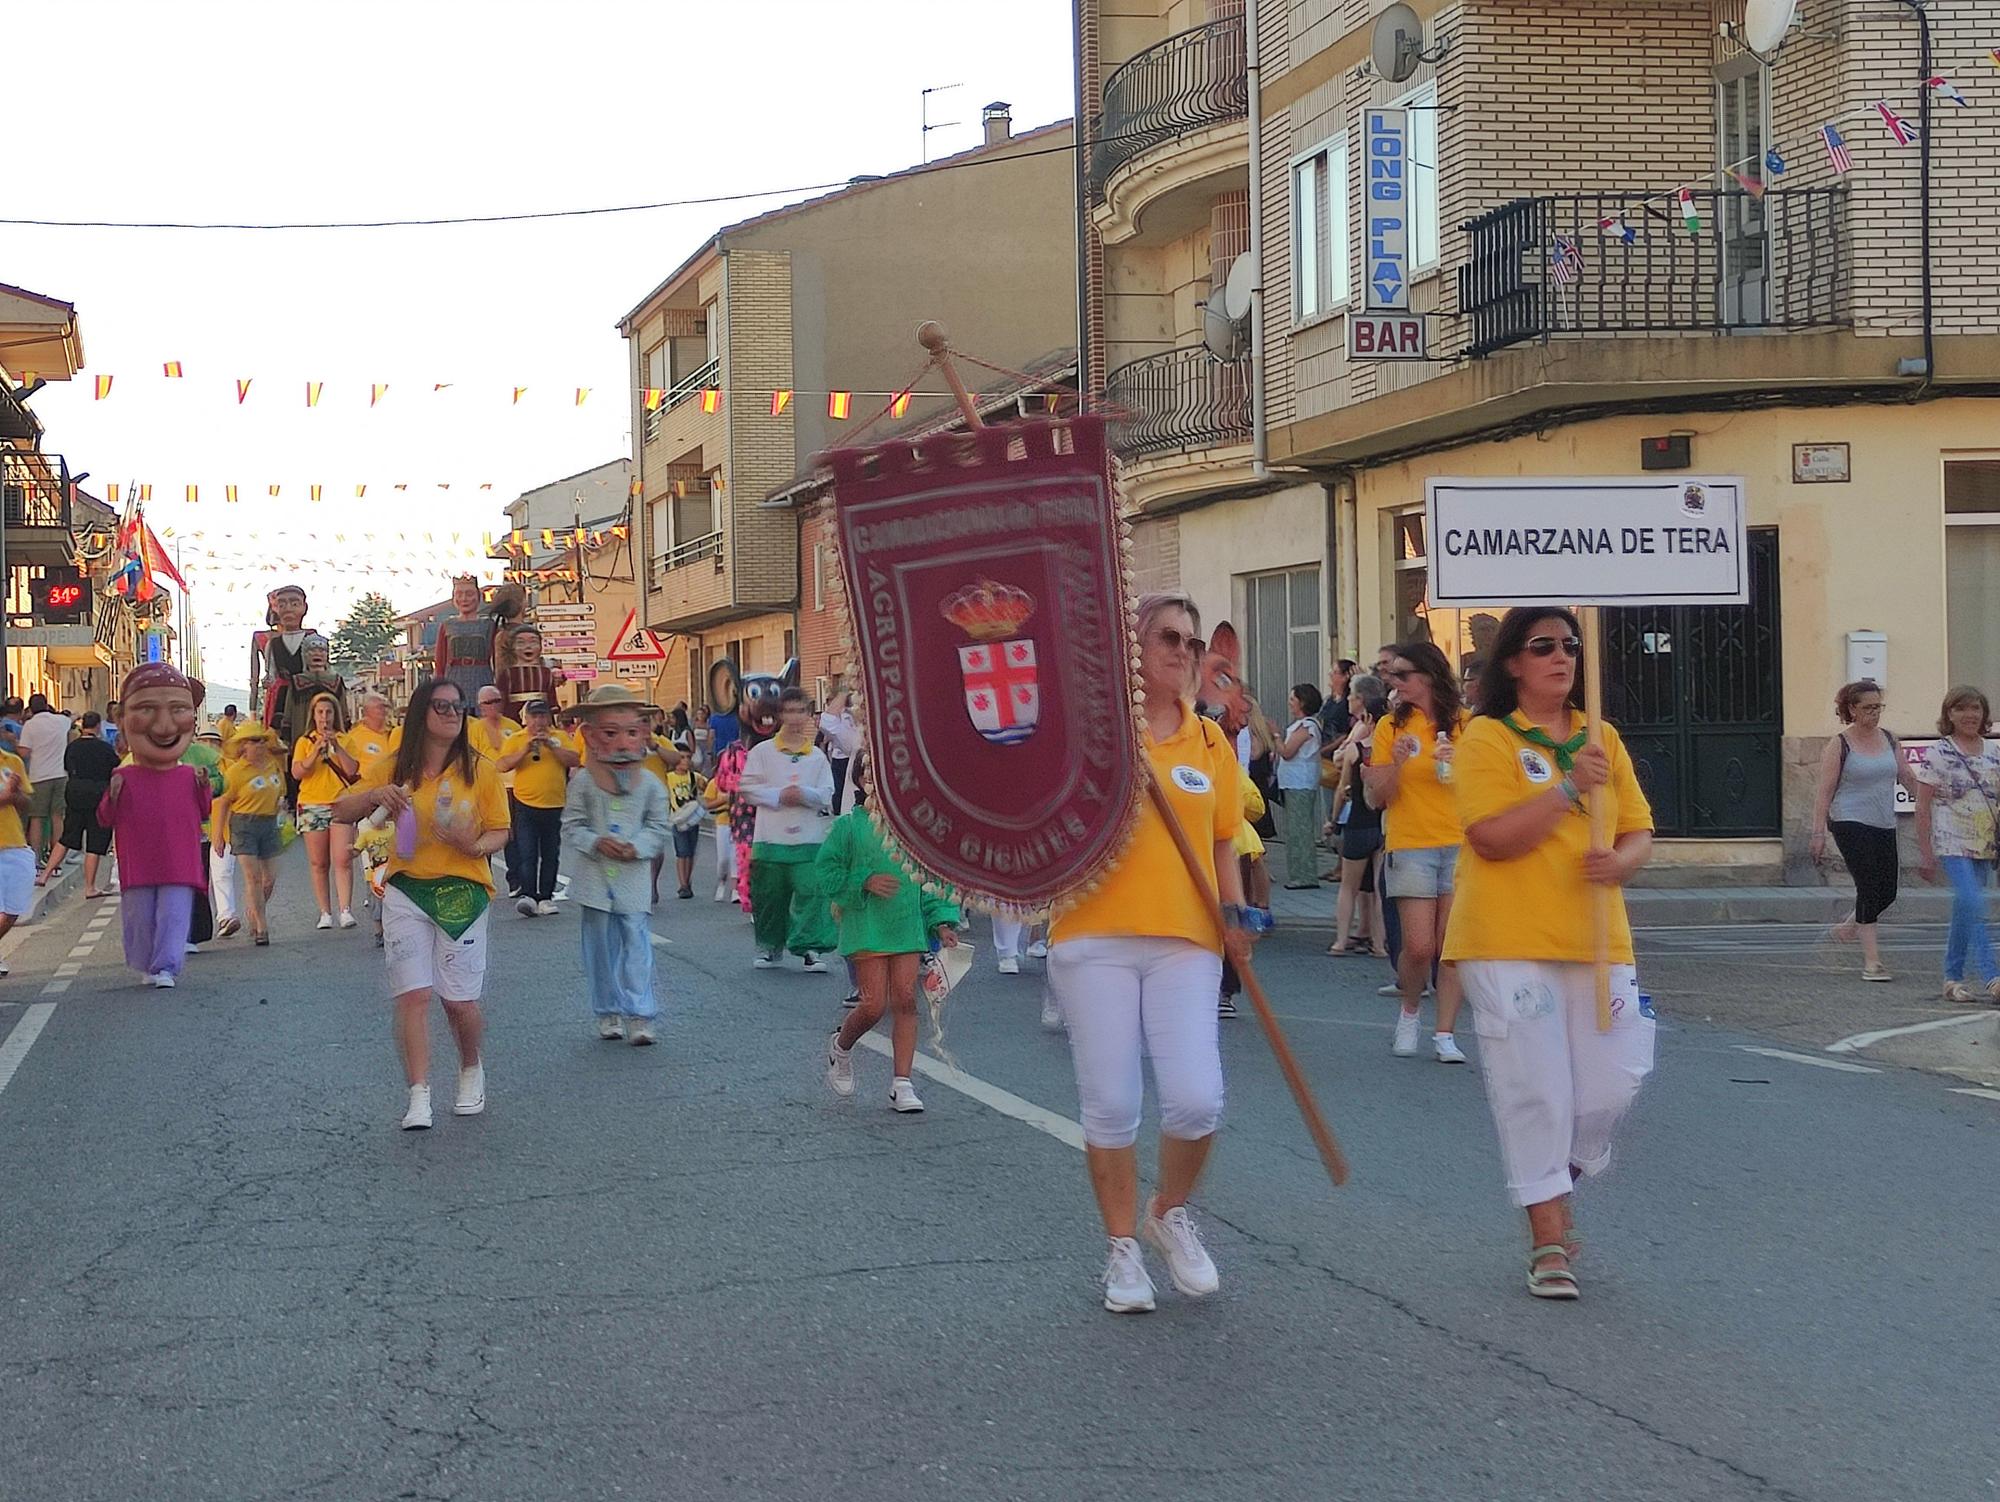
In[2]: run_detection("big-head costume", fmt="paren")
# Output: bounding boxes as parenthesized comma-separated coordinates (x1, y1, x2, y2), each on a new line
(708, 658, 797, 912)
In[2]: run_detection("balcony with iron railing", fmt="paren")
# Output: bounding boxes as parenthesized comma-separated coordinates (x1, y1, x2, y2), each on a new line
(1089, 17, 1247, 240)
(656, 529, 723, 574)
(1, 450, 71, 532)
(1104, 346, 1252, 509)
(643, 357, 722, 446)
(1458, 188, 1849, 359)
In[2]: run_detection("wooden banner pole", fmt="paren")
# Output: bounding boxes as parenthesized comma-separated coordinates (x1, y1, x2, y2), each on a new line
(1581, 605, 1614, 1032)
(919, 321, 985, 430)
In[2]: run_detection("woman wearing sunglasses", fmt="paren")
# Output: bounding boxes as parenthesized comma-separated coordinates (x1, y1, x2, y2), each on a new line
(1047, 592, 1251, 1313)
(1363, 640, 1470, 1063)
(1442, 608, 1656, 1300)
(333, 677, 512, 1131)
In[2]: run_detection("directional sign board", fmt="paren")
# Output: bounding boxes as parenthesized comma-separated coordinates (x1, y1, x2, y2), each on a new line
(1363, 108, 1409, 311)
(605, 606, 668, 662)
(1424, 476, 1750, 607)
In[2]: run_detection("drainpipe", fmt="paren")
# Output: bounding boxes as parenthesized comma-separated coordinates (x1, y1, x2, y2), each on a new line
(1072, 0, 1092, 400)
(1893, 0, 1935, 391)
(1246, 0, 1270, 477)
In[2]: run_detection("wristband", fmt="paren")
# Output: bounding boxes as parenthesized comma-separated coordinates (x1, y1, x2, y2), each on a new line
(1559, 775, 1583, 807)
(1220, 903, 1247, 931)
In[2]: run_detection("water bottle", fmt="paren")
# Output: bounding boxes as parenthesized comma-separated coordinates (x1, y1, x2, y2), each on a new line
(1434, 730, 1453, 784)
(394, 802, 418, 860)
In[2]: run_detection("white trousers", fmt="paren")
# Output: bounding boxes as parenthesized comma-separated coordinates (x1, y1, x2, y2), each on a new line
(209, 841, 241, 925)
(1048, 935, 1224, 1149)
(1458, 959, 1655, 1207)
(714, 826, 737, 881)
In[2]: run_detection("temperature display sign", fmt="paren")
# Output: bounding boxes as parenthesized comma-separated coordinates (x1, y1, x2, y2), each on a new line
(33, 571, 91, 625)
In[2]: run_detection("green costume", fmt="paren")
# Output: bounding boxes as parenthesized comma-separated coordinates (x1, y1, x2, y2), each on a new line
(813, 809, 960, 957)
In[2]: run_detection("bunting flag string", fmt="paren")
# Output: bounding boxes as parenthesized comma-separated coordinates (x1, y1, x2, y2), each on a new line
(306, 381, 323, 408)
(237, 378, 252, 404)
(163, 361, 184, 378)
(371, 383, 389, 407)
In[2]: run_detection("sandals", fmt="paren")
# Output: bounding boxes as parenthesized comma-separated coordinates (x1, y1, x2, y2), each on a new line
(253, 931, 270, 947)
(1527, 1245, 1580, 1300)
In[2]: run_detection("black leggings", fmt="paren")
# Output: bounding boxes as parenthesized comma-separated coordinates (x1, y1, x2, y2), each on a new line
(1831, 820, 1900, 925)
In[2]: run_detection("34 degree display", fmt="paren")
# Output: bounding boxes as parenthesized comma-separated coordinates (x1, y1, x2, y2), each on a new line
(32, 571, 91, 624)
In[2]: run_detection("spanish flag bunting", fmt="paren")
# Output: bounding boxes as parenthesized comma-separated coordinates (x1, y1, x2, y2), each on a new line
(770, 389, 793, 417)
(674, 479, 688, 499)
(355, 484, 367, 498)
(889, 391, 912, 419)
(226, 485, 239, 503)
(1731, 170, 1765, 200)
(629, 477, 642, 497)
(513, 386, 527, 405)
(438, 483, 451, 491)
(17, 371, 34, 386)
(310, 484, 323, 502)
(644, 388, 665, 411)
(140, 484, 152, 501)
(186, 484, 199, 503)
(434, 382, 452, 391)
(541, 529, 556, 548)
(395, 483, 409, 491)
(306, 382, 323, 408)
(106, 483, 119, 505)
(1044, 392, 1061, 413)
(480, 482, 493, 491)
(236, 379, 252, 404)
(95, 375, 113, 400)
(828, 391, 852, 420)
(163, 361, 184, 378)
(269, 485, 280, 497)
(371, 383, 389, 407)
(699, 387, 721, 414)
(575, 388, 590, 406)
(510, 528, 525, 550)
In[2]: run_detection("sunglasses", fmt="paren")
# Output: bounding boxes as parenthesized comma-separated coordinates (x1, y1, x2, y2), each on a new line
(1149, 628, 1203, 653)
(1384, 667, 1417, 682)
(1525, 636, 1582, 659)
(430, 701, 466, 716)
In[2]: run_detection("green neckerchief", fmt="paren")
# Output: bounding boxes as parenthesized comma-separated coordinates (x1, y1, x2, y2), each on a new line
(1502, 713, 1587, 773)
(387, 873, 491, 940)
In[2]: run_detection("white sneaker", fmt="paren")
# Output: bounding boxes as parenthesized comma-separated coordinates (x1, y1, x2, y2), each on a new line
(0, 960, 10, 976)
(338, 910, 357, 930)
(316, 911, 334, 931)
(801, 953, 828, 974)
(1376, 981, 1403, 998)
(997, 956, 1021, 975)
(1141, 1203, 1220, 1297)
(1434, 1033, 1467, 1064)
(1026, 940, 1049, 959)
(535, 900, 559, 917)
(185, 942, 201, 954)
(1040, 987, 1063, 1031)
(1392, 1009, 1422, 1056)
(149, 971, 177, 989)
(517, 896, 538, 917)
(628, 1017, 656, 1046)
(597, 1014, 625, 1041)
(714, 879, 731, 903)
(453, 1064, 485, 1116)
(401, 1084, 433, 1131)
(888, 1077, 925, 1113)
(754, 951, 780, 970)
(826, 1033, 855, 1097)
(1101, 1236, 1157, 1313)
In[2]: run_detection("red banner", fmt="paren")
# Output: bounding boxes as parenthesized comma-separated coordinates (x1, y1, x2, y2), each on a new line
(823, 417, 1142, 910)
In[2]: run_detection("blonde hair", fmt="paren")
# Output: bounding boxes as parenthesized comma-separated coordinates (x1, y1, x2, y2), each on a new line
(1134, 591, 1201, 700)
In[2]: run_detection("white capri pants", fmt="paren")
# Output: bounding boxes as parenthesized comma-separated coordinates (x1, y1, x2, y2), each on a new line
(1048, 935, 1225, 1150)
(382, 885, 491, 1003)
(1458, 959, 1655, 1207)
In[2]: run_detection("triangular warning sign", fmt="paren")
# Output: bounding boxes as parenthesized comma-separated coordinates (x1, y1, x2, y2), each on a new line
(605, 607, 668, 662)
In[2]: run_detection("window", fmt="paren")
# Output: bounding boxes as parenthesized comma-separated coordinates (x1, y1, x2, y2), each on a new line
(1391, 510, 1502, 679)
(645, 343, 668, 391)
(783, 629, 796, 664)
(1290, 133, 1350, 321)
(1241, 565, 1322, 715)
(648, 496, 672, 563)
(703, 301, 720, 365)
(673, 474, 719, 547)
(811, 543, 827, 612)
(1946, 459, 2000, 690)
(1395, 81, 1441, 272)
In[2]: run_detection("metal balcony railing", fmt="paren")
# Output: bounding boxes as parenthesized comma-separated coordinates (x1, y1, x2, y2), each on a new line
(1, 451, 71, 530)
(643, 357, 722, 444)
(656, 530, 723, 574)
(1105, 346, 1250, 460)
(1458, 188, 1849, 358)
(1090, 16, 1248, 203)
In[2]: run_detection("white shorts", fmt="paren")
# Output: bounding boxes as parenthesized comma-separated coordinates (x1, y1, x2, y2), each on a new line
(0, 846, 31, 916)
(382, 884, 490, 1002)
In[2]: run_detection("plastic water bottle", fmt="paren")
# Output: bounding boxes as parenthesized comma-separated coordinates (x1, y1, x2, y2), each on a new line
(394, 803, 418, 860)
(1434, 730, 1453, 784)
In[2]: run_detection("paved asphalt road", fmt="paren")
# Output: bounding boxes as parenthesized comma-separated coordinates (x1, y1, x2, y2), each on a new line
(2, 838, 1995, 1502)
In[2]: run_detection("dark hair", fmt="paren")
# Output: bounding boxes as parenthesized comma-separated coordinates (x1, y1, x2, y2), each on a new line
(1290, 682, 1323, 716)
(1337, 658, 1357, 674)
(81, 712, 102, 730)
(223, 704, 239, 716)
(1833, 679, 1883, 725)
(779, 686, 809, 711)
(670, 707, 692, 735)
(107, 701, 119, 713)
(392, 677, 477, 790)
(1389, 641, 1466, 730)
(27, 694, 50, 716)
(306, 692, 349, 735)
(1472, 608, 1584, 721)
(1938, 686, 1994, 738)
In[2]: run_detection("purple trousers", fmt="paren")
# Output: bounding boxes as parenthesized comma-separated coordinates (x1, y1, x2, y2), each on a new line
(122, 884, 196, 979)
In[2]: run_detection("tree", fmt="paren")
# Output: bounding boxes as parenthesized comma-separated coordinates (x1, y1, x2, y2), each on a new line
(331, 591, 401, 674)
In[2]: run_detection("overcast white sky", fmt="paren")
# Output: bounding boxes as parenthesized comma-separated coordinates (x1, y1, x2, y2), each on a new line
(5, 0, 1074, 682)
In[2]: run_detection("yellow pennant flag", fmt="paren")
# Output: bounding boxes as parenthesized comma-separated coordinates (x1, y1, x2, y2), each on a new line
(540, 529, 556, 548)
(644, 388, 665, 411)
(510, 529, 524, 551)
(310, 484, 323, 502)
(674, 479, 688, 499)
(163, 361, 184, 378)
(770, 390, 793, 417)
(107, 483, 120, 506)
(94, 375, 114, 400)
(629, 477, 642, 498)
(575, 388, 589, 406)
(226, 485, 239, 503)
(140, 485, 152, 501)
(18, 371, 35, 386)
(269, 485, 280, 497)
(355, 484, 366, 498)
(187, 484, 199, 503)
(889, 391, 912, 419)
(236, 379, 252, 404)
(827, 391, 852, 420)
(699, 387, 721, 414)
(371, 383, 389, 407)
(306, 382, 323, 408)
(513, 386, 527, 404)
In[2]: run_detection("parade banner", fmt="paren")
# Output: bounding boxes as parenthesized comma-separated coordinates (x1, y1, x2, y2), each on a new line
(822, 416, 1143, 911)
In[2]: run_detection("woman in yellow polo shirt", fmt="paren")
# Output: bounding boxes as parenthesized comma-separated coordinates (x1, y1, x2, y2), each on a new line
(290, 693, 362, 932)
(496, 699, 580, 916)
(214, 724, 287, 946)
(1442, 607, 1655, 1300)
(1047, 592, 1251, 1315)
(332, 677, 511, 1132)
(343, 693, 401, 771)
(1365, 639, 1469, 1064)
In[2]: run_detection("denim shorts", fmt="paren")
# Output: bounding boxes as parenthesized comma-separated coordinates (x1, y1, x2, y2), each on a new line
(231, 813, 281, 861)
(671, 827, 700, 860)
(1383, 844, 1458, 900)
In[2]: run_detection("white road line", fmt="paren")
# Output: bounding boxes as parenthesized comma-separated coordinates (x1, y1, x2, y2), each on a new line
(649, 933, 674, 947)
(1949, 1087, 2000, 1102)
(52, 963, 81, 978)
(0, 1003, 55, 1096)
(855, 1035, 1086, 1151)
(1827, 1013, 1992, 1053)
(40, 980, 70, 995)
(1735, 1045, 1881, 1074)
(66, 946, 94, 959)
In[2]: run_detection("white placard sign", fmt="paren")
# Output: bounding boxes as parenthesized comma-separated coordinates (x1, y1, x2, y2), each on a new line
(1363, 109, 1409, 311)
(1424, 476, 1749, 607)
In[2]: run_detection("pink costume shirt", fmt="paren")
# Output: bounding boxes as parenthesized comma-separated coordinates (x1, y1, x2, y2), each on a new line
(98, 764, 213, 889)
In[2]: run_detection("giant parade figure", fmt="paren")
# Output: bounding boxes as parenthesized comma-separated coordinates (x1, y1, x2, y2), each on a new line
(250, 585, 344, 748)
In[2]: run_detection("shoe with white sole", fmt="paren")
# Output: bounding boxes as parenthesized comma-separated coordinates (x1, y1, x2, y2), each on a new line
(1040, 988, 1062, 1031)
(888, 1077, 925, 1113)
(535, 900, 559, 917)
(754, 951, 780, 970)
(1101, 1236, 1156, 1313)
(597, 1014, 625, 1041)
(1026, 940, 1049, 959)
(1376, 981, 1403, 998)
(517, 896, 538, 917)
(401, 1084, 433, 1131)
(628, 1017, 656, 1046)
(714, 880, 731, 903)
(1944, 980, 1979, 1004)
(1392, 1009, 1422, 1056)
(316, 912, 334, 931)
(0, 960, 10, 976)
(1434, 1033, 1467, 1064)
(149, 971, 178, 989)
(1141, 1203, 1220, 1297)
(997, 956, 1021, 975)
(801, 953, 829, 974)
(338, 910, 357, 930)
(842, 991, 861, 1010)
(826, 1033, 855, 1097)
(453, 1064, 485, 1116)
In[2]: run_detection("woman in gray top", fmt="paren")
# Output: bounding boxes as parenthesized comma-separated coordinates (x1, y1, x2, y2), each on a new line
(1809, 679, 1918, 981)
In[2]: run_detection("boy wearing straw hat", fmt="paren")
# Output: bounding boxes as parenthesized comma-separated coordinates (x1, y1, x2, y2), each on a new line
(562, 685, 671, 1044)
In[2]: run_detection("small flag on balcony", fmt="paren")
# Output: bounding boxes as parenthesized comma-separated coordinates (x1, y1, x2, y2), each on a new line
(699, 387, 721, 414)
(236, 378, 252, 404)
(644, 388, 665, 411)
(1549, 235, 1583, 285)
(674, 479, 688, 499)
(306, 382, 323, 408)
(513, 386, 527, 404)
(629, 477, 642, 498)
(1927, 75, 1970, 107)
(828, 391, 852, 420)
(226, 485, 238, 503)
(770, 389, 793, 416)
(1766, 146, 1787, 176)
(372, 383, 389, 407)
(163, 361, 184, 378)
(575, 387, 590, 406)
(1677, 187, 1699, 235)
(1731, 170, 1766, 200)
(1598, 215, 1637, 245)
(186, 485, 199, 503)
(311, 485, 323, 502)
(95, 375, 113, 400)
(889, 391, 912, 419)
(1875, 100, 1917, 145)
(1821, 122, 1853, 174)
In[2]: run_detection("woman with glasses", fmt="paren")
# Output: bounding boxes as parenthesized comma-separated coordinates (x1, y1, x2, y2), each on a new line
(1046, 592, 1251, 1313)
(1808, 680, 1916, 981)
(332, 678, 511, 1131)
(1914, 686, 2000, 1004)
(291, 692, 361, 932)
(1443, 608, 1656, 1300)
(1363, 640, 1470, 1063)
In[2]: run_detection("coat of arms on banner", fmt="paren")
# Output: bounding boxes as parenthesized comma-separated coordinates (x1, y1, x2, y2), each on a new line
(821, 416, 1143, 912)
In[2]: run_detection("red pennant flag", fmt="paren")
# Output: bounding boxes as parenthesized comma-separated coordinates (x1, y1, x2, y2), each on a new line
(770, 390, 793, 417)
(306, 382, 323, 408)
(699, 388, 721, 414)
(1731, 170, 1766, 200)
(94, 375, 114, 400)
(226, 485, 239, 503)
(236, 379, 252, 404)
(163, 360, 184, 378)
(889, 391, 912, 419)
(828, 391, 852, 420)
(371, 383, 389, 407)
(644, 388, 665, 411)
(575, 388, 590, 406)
(512, 386, 527, 405)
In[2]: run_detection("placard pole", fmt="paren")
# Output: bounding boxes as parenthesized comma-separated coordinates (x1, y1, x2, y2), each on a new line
(1581, 605, 1613, 1032)
(918, 321, 985, 430)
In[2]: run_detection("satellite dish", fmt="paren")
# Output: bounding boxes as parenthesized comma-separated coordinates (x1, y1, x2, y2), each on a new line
(1743, 0, 1799, 54)
(1222, 251, 1259, 321)
(1203, 300, 1247, 362)
(1371, 3, 1425, 84)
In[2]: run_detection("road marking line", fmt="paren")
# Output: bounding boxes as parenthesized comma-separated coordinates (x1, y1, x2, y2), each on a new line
(66, 945, 94, 959)
(1734, 1045, 1881, 1074)
(40, 980, 70, 995)
(856, 1035, 1086, 1151)
(0, 1003, 55, 1096)
(649, 933, 674, 947)
(53, 963, 81, 978)
(1950, 1087, 2000, 1103)
(1827, 1013, 1992, 1053)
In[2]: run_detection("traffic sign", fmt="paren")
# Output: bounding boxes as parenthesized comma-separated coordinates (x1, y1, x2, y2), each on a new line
(605, 607, 668, 662)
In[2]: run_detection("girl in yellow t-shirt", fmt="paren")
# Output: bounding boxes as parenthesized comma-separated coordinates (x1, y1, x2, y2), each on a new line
(290, 693, 362, 931)
(215, 724, 287, 945)
(1364, 640, 1470, 1064)
(1439, 607, 1655, 1302)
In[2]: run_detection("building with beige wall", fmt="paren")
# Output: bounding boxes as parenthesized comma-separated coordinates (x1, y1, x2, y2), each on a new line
(617, 110, 1077, 710)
